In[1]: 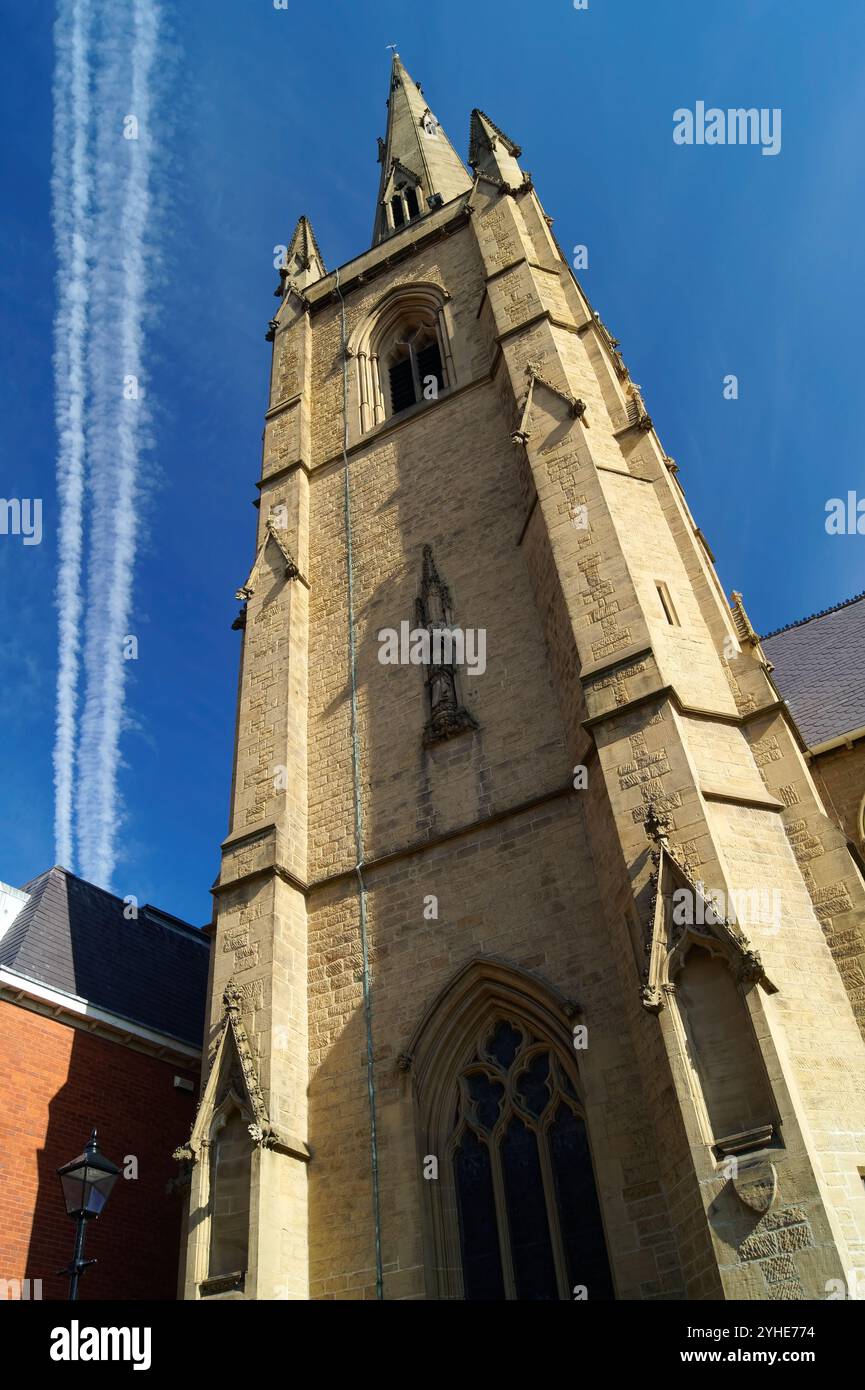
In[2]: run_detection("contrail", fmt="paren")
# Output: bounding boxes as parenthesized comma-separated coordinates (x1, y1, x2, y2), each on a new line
(52, 0, 93, 869)
(76, 0, 160, 888)
(50, 0, 161, 888)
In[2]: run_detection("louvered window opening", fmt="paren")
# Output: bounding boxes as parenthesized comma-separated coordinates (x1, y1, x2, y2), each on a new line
(387, 328, 444, 416)
(390, 184, 421, 231)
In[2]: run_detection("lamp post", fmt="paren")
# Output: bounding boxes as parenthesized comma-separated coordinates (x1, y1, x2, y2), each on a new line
(56, 1129, 121, 1301)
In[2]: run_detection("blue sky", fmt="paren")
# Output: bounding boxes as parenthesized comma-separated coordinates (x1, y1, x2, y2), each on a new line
(2, 0, 863, 925)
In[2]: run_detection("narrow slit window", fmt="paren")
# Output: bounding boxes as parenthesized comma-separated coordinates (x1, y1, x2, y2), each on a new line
(391, 195, 405, 228)
(656, 582, 680, 626)
(405, 186, 420, 220)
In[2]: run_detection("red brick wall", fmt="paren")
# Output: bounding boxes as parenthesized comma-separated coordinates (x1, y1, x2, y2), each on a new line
(0, 1000, 199, 1301)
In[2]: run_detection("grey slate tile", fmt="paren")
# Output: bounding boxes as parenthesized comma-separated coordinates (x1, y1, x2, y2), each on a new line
(762, 592, 865, 748)
(0, 866, 209, 1048)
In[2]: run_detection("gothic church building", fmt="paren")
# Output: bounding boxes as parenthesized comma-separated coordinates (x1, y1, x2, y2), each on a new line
(177, 56, 865, 1301)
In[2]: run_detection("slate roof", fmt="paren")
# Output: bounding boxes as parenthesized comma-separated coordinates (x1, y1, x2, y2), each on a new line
(0, 867, 209, 1049)
(762, 592, 865, 748)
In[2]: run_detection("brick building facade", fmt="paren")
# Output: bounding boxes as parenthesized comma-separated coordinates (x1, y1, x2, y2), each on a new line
(0, 868, 208, 1300)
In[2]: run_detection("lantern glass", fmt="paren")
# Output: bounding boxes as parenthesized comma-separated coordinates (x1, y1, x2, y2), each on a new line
(58, 1134, 120, 1219)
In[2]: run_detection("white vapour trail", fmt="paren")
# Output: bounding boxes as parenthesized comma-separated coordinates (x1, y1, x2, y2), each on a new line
(76, 0, 160, 887)
(52, 0, 93, 868)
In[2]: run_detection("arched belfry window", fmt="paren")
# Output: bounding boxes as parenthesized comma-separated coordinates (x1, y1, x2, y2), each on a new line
(385, 177, 423, 234)
(386, 323, 444, 416)
(408, 960, 615, 1301)
(348, 283, 455, 435)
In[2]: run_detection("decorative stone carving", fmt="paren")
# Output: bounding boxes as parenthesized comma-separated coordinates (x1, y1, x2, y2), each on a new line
(625, 381, 653, 432)
(732, 1158, 778, 1214)
(730, 590, 773, 671)
(173, 982, 275, 1165)
(416, 546, 478, 744)
(639, 803, 775, 1010)
(591, 312, 627, 379)
(643, 800, 674, 847)
(511, 362, 586, 444)
(236, 520, 302, 600)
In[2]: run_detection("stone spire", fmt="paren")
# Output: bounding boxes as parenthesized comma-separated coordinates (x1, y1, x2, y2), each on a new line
(278, 215, 326, 297)
(372, 53, 472, 245)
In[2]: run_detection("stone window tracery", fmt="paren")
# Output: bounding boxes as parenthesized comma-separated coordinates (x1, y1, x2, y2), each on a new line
(410, 963, 616, 1302)
(448, 1019, 614, 1300)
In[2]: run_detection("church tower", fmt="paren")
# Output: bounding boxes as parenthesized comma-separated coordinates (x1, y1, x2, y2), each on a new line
(179, 55, 865, 1301)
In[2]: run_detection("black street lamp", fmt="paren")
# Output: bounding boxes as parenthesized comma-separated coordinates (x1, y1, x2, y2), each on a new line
(56, 1128, 121, 1300)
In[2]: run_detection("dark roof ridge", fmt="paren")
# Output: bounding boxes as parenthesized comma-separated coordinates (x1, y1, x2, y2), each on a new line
(3, 865, 209, 1047)
(18, 865, 205, 944)
(761, 589, 865, 641)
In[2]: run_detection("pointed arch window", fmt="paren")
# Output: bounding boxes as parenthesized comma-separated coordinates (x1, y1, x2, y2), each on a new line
(449, 1019, 614, 1300)
(409, 964, 616, 1303)
(349, 283, 456, 434)
(387, 180, 423, 233)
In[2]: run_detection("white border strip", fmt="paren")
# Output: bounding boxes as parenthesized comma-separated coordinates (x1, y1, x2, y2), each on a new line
(0, 965, 201, 1061)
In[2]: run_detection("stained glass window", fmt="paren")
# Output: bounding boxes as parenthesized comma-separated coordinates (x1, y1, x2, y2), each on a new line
(454, 1128, 505, 1300)
(449, 1020, 614, 1300)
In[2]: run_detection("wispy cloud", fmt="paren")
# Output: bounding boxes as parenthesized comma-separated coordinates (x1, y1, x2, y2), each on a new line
(52, 0, 162, 888)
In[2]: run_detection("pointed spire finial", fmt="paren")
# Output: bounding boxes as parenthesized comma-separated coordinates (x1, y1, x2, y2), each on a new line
(277, 214, 326, 297)
(371, 54, 471, 245)
(469, 109, 525, 188)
